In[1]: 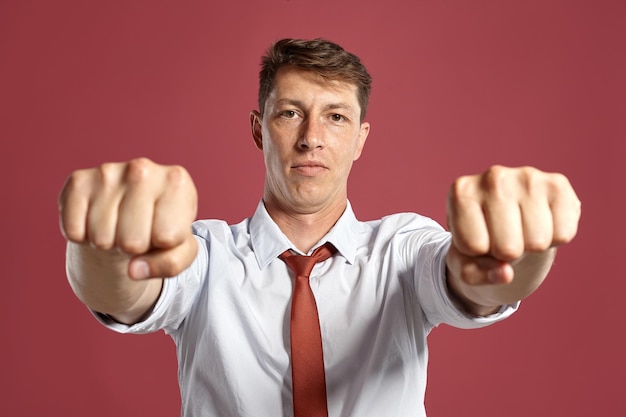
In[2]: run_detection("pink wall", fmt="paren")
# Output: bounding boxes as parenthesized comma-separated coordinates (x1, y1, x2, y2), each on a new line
(2, 1, 624, 416)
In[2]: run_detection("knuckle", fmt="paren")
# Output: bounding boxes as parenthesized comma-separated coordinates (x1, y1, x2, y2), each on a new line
(491, 242, 523, 261)
(481, 165, 543, 199)
(455, 236, 488, 257)
(165, 165, 193, 189)
(165, 166, 198, 211)
(524, 235, 552, 252)
(61, 169, 93, 201)
(62, 221, 84, 242)
(117, 238, 150, 255)
(90, 234, 115, 251)
(549, 172, 569, 189)
(124, 158, 153, 184)
(519, 166, 542, 192)
(97, 162, 122, 189)
(554, 177, 581, 214)
(448, 176, 479, 215)
(450, 175, 475, 200)
(553, 226, 578, 245)
(156, 253, 183, 277)
(152, 228, 185, 248)
(547, 172, 578, 200)
(482, 165, 507, 189)
(59, 171, 93, 242)
(478, 166, 512, 201)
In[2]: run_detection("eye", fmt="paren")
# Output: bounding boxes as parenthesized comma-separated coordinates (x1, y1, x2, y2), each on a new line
(279, 110, 298, 119)
(330, 114, 345, 122)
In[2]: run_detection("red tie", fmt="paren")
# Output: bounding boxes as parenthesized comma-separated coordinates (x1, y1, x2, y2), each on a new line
(280, 243, 335, 417)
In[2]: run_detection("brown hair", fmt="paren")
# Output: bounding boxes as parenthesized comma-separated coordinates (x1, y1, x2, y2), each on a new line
(258, 38, 372, 121)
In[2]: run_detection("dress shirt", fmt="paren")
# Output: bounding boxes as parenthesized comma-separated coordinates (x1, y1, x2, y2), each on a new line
(96, 200, 517, 417)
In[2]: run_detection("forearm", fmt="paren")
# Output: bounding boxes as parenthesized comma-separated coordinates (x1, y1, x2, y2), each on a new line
(66, 242, 163, 324)
(448, 248, 556, 316)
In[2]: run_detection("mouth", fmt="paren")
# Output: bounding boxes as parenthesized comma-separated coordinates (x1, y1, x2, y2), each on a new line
(291, 161, 327, 176)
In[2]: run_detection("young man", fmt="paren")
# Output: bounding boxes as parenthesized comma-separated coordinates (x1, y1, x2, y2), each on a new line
(59, 38, 581, 416)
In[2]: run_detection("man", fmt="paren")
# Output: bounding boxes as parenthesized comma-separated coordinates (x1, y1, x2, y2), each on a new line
(58, 38, 581, 416)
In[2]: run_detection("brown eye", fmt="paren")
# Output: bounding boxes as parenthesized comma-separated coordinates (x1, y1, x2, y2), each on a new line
(281, 110, 297, 118)
(331, 114, 345, 122)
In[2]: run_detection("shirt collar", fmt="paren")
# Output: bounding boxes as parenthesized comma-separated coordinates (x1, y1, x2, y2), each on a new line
(249, 200, 360, 269)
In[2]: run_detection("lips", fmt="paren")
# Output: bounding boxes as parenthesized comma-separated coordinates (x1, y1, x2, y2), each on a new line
(291, 160, 327, 176)
(293, 160, 326, 169)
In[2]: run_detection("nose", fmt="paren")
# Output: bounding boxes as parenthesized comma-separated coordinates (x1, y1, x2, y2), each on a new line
(298, 117, 324, 150)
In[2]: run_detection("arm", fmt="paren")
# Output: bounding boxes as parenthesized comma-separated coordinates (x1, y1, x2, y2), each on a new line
(58, 158, 198, 325)
(444, 166, 581, 316)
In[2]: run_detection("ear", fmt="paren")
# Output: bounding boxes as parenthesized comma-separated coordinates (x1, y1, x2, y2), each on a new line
(353, 122, 370, 161)
(250, 110, 263, 150)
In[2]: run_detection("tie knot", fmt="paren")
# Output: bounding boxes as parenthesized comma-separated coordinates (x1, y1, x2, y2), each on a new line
(279, 243, 335, 277)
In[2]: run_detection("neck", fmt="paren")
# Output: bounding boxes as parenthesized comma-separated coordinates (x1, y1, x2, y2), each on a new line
(263, 198, 346, 253)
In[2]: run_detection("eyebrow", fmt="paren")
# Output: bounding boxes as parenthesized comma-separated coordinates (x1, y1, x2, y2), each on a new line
(274, 99, 356, 113)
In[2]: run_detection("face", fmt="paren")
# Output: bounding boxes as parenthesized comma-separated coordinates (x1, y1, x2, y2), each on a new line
(250, 66, 370, 215)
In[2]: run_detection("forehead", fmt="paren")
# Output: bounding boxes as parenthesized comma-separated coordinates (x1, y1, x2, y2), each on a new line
(267, 66, 360, 110)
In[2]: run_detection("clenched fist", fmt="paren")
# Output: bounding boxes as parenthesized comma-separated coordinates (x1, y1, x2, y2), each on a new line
(446, 165, 581, 289)
(58, 158, 198, 280)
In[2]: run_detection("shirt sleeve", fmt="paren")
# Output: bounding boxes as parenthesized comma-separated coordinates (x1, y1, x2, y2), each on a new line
(91, 234, 209, 335)
(406, 219, 518, 330)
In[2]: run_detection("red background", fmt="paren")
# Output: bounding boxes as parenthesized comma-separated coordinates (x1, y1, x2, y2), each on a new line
(1, 1, 624, 416)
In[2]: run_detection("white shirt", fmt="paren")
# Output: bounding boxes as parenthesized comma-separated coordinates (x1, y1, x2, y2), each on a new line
(97, 201, 517, 417)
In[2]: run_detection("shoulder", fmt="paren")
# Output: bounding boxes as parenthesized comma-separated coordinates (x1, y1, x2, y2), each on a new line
(191, 217, 251, 244)
(371, 212, 446, 234)
(351, 212, 449, 260)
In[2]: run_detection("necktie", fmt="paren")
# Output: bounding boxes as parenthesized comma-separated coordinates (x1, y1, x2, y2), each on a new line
(280, 243, 335, 417)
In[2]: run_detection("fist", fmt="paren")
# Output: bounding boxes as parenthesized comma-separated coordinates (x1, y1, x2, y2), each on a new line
(446, 165, 581, 285)
(58, 158, 198, 279)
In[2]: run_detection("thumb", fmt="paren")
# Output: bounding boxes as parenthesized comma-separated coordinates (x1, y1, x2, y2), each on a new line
(128, 234, 198, 279)
(447, 244, 514, 285)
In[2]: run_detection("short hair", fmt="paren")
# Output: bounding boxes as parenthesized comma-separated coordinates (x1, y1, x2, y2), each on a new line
(258, 38, 372, 121)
